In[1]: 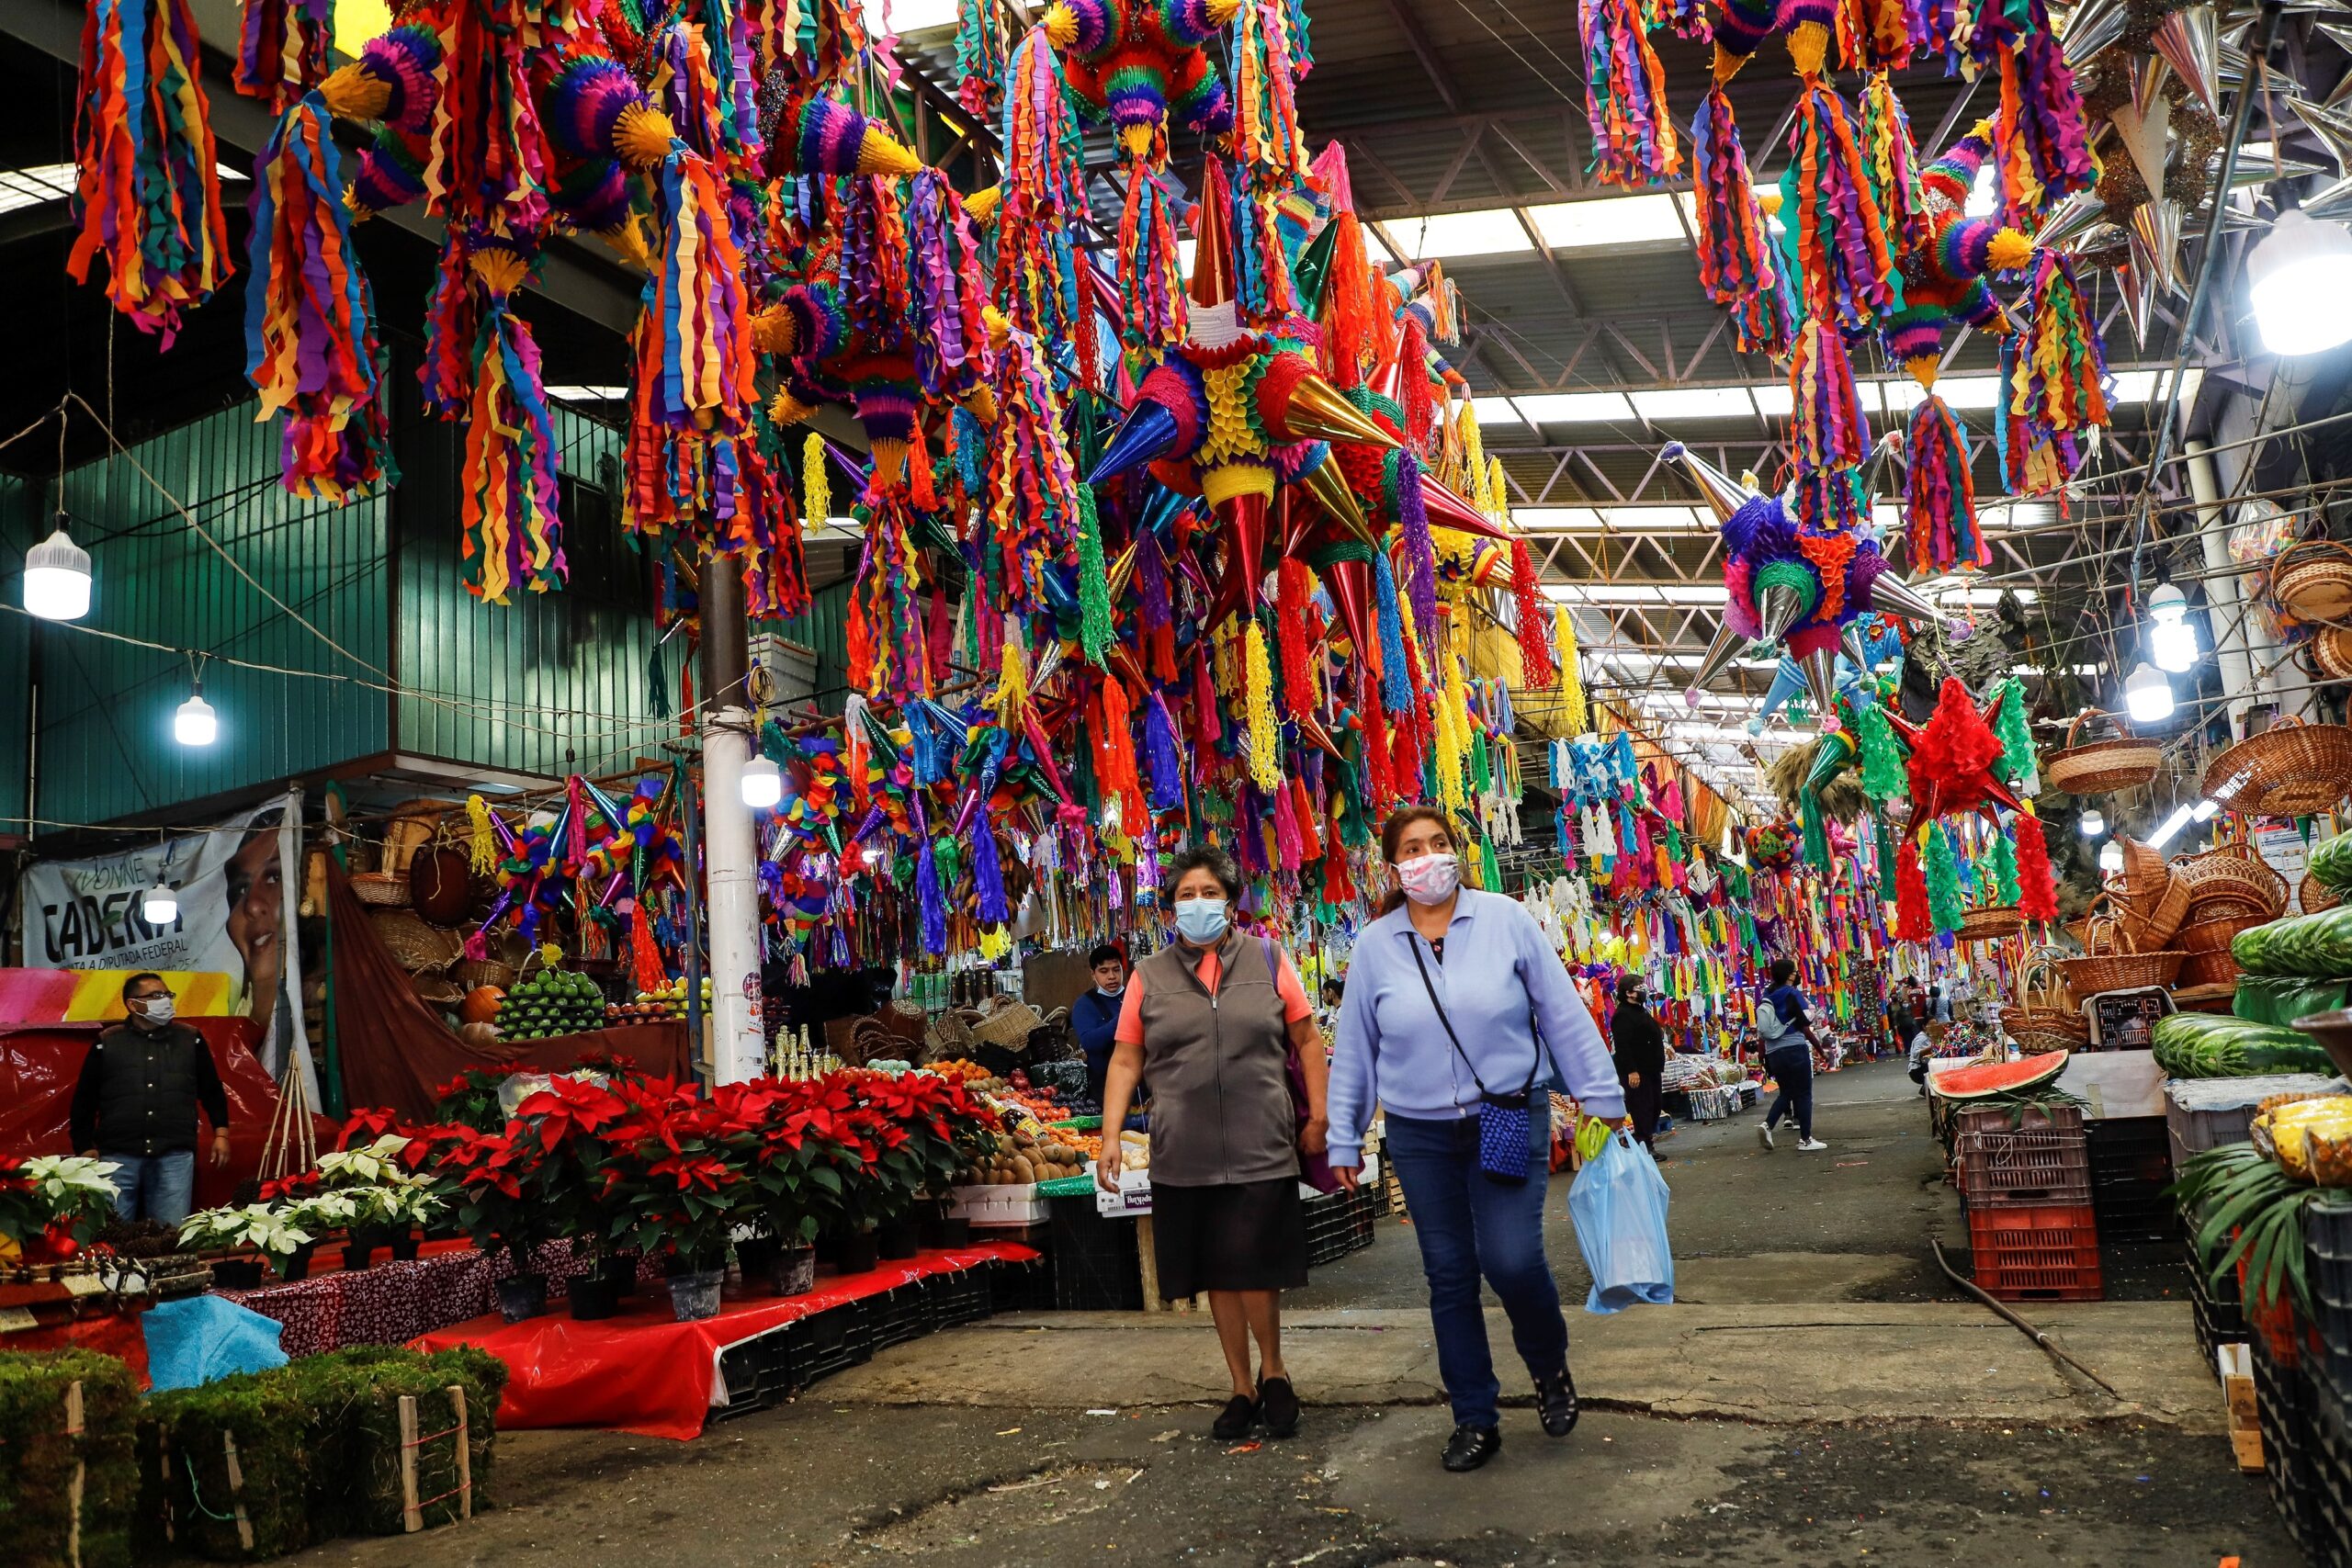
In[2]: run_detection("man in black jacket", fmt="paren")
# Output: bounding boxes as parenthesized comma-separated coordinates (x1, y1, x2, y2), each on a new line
(1611, 977, 1667, 1158)
(70, 974, 232, 1225)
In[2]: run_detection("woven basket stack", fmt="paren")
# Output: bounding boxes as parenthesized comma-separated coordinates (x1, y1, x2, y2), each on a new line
(2171, 841, 2290, 988)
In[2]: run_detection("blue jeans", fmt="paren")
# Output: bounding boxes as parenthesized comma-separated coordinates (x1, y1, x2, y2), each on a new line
(105, 1152, 197, 1226)
(1383, 1112, 1567, 1429)
(1764, 1044, 1814, 1140)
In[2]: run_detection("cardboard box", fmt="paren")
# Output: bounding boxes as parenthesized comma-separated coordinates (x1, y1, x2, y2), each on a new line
(1093, 1164, 1154, 1217)
(950, 1183, 1049, 1226)
(2218, 1343, 2263, 1472)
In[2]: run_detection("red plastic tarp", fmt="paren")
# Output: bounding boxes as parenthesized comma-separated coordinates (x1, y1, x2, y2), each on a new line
(325, 861, 693, 1120)
(411, 1242, 1042, 1440)
(0, 1017, 322, 1211)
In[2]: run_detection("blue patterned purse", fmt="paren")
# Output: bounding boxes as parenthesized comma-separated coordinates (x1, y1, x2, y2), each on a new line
(1408, 939, 1541, 1185)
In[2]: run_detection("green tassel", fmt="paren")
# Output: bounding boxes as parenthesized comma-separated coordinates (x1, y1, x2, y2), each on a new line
(934, 833, 964, 901)
(1479, 830, 1503, 891)
(1992, 677, 2035, 788)
(1925, 820, 1966, 934)
(1802, 787, 1830, 871)
(1993, 821, 2021, 906)
(1875, 814, 1899, 892)
(1857, 699, 1907, 801)
(1075, 483, 1114, 666)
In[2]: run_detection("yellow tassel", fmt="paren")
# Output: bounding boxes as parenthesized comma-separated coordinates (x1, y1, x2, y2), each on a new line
(1487, 456, 1510, 525)
(1245, 619, 1283, 791)
(802, 432, 830, 531)
(993, 631, 1029, 726)
(1554, 605, 1589, 737)
(1460, 402, 1488, 513)
(467, 795, 499, 873)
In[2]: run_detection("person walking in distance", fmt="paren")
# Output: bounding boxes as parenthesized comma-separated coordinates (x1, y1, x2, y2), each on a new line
(1755, 959, 1828, 1153)
(1610, 976, 1667, 1159)
(71, 974, 232, 1224)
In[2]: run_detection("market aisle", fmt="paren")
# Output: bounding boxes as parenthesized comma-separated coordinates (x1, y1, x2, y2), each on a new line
(287, 1054, 2303, 1568)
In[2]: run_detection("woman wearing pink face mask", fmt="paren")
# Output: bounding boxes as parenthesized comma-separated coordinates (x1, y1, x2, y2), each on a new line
(1325, 807, 1626, 1473)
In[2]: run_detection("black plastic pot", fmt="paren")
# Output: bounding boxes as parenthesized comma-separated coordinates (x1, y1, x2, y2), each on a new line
(836, 1230, 881, 1274)
(934, 1215, 971, 1249)
(600, 1253, 639, 1300)
(210, 1258, 266, 1291)
(876, 1217, 921, 1261)
(735, 1235, 780, 1279)
(569, 1274, 623, 1320)
(496, 1272, 549, 1323)
(390, 1228, 422, 1262)
(345, 1225, 390, 1270)
(277, 1242, 318, 1282)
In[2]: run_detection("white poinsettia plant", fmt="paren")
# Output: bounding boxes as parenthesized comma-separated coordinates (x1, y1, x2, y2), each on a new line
(22, 1156, 122, 1209)
(316, 1135, 411, 1185)
(315, 1135, 440, 1228)
(180, 1203, 314, 1259)
(1, 1156, 121, 1248)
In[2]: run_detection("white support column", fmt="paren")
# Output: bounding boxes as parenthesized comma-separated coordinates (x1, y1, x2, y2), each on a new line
(2184, 438, 2261, 739)
(698, 562, 766, 1084)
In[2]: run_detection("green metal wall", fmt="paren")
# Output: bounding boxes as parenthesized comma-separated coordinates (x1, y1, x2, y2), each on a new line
(36, 409, 391, 827)
(0, 475, 38, 834)
(390, 400, 673, 777)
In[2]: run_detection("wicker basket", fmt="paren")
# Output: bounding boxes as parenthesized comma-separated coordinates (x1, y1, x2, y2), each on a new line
(2103, 869, 2191, 951)
(2174, 913, 2265, 989)
(968, 1000, 1046, 1049)
(2203, 717, 2352, 819)
(2175, 841, 2290, 921)
(2057, 916, 2185, 996)
(2308, 626, 2352, 682)
(1958, 905, 2026, 942)
(456, 957, 518, 991)
(349, 872, 412, 908)
(925, 1010, 978, 1060)
(368, 908, 461, 972)
(2303, 872, 2343, 915)
(2000, 949, 2087, 1044)
(2043, 709, 2161, 795)
(2269, 536, 2352, 625)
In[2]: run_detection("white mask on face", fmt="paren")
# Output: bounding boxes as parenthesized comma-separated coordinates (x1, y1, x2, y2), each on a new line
(134, 996, 175, 1024)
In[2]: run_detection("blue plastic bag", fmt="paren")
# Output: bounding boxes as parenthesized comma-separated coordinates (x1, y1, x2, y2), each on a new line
(1566, 1128, 1674, 1314)
(141, 1296, 288, 1391)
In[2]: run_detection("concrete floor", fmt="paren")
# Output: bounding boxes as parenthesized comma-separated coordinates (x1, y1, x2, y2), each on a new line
(288, 1057, 2301, 1568)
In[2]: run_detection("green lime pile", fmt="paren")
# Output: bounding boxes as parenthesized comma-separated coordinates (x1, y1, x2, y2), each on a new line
(495, 969, 607, 1041)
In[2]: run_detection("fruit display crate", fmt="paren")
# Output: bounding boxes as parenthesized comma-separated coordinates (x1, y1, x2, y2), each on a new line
(1965, 1201, 2104, 1302)
(869, 1282, 932, 1351)
(2252, 1322, 2328, 1562)
(927, 1268, 993, 1329)
(2314, 1198, 2352, 1416)
(1304, 1187, 1377, 1269)
(1952, 1119, 2092, 1208)
(714, 1298, 877, 1419)
(988, 1253, 1056, 1313)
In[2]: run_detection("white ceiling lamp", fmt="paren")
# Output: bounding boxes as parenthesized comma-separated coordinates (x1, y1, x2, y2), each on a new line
(2098, 840, 2126, 874)
(2078, 807, 2106, 837)
(24, 523, 92, 621)
(2149, 803, 2199, 850)
(2122, 660, 2176, 725)
(2147, 581, 2199, 672)
(141, 880, 179, 925)
(740, 755, 783, 810)
(174, 660, 218, 747)
(2247, 208, 2352, 355)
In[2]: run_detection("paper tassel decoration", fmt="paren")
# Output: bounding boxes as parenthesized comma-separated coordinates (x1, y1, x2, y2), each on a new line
(458, 243, 566, 602)
(1075, 482, 1114, 665)
(1553, 604, 1589, 735)
(234, 0, 333, 107)
(956, 0, 1010, 115)
(1903, 389, 1984, 571)
(1992, 820, 2021, 907)
(1781, 25, 1898, 332)
(1997, 250, 2109, 496)
(1856, 698, 1908, 800)
(1117, 166, 1189, 347)
(1789, 319, 1871, 475)
(1924, 822, 1964, 934)
(1510, 541, 1557, 688)
(1690, 85, 1792, 357)
(1991, 678, 2036, 789)
(1582, 0, 1682, 186)
(2013, 805, 2059, 920)
(1981, 0, 2097, 226)
(803, 433, 831, 525)
(245, 93, 393, 502)
(70, 0, 234, 341)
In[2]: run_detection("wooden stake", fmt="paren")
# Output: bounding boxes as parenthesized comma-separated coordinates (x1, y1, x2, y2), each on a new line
(156, 1427, 175, 1544)
(398, 1394, 423, 1532)
(221, 1432, 254, 1554)
(63, 1381, 85, 1568)
(447, 1385, 473, 1522)
(1135, 1213, 1162, 1313)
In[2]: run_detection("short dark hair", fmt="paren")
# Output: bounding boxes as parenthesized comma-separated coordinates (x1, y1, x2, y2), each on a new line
(1163, 846, 1238, 905)
(122, 972, 166, 999)
(1928, 983, 1941, 996)
(1770, 958, 1795, 986)
(1320, 977, 1343, 998)
(1088, 944, 1125, 968)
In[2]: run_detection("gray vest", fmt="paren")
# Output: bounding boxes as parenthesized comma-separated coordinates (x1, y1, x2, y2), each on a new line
(1136, 931, 1297, 1188)
(91, 1023, 205, 1156)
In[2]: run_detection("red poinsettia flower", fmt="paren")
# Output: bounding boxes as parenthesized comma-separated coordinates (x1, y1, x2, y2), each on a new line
(646, 1154, 736, 1193)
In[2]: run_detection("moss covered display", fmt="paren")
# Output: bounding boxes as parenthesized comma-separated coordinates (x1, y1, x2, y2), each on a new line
(0, 1348, 141, 1568)
(141, 1375, 315, 1561)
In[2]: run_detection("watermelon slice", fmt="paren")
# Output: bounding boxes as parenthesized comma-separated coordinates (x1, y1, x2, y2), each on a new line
(1934, 1052, 2071, 1100)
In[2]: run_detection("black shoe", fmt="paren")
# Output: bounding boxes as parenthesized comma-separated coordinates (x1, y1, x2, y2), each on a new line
(1258, 1376, 1300, 1438)
(1211, 1394, 1258, 1440)
(1442, 1424, 1503, 1472)
(1534, 1367, 1579, 1438)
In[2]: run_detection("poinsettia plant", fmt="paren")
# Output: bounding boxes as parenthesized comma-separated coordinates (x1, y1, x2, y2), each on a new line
(0, 1155, 123, 1258)
(507, 1074, 636, 1261)
(432, 1067, 514, 1133)
(419, 1122, 551, 1270)
(179, 1202, 313, 1263)
(597, 1080, 751, 1271)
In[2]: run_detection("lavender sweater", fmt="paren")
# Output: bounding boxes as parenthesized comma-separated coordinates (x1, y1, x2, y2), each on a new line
(1328, 889, 1626, 1165)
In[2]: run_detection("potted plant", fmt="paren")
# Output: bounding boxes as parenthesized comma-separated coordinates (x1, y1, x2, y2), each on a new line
(311, 1134, 438, 1266)
(0, 1155, 125, 1265)
(509, 1075, 637, 1319)
(419, 1123, 554, 1320)
(178, 1204, 315, 1288)
(713, 1080, 839, 1296)
(604, 1089, 749, 1321)
(856, 1069, 997, 1260)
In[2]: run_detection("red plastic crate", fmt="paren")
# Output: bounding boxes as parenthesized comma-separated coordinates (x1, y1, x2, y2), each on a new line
(1967, 1202, 2105, 1302)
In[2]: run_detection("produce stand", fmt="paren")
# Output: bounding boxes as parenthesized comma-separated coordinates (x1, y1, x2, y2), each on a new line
(412, 1242, 1036, 1440)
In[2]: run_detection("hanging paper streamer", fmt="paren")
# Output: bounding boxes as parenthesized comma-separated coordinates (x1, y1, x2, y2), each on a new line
(1553, 604, 1589, 736)
(458, 242, 566, 602)
(1788, 319, 1870, 476)
(1998, 250, 2109, 496)
(1117, 165, 1189, 348)
(1894, 832, 1932, 942)
(1977, 0, 2096, 228)
(955, 0, 1010, 115)
(1903, 389, 1984, 571)
(1581, 0, 1682, 187)
(1856, 71, 1923, 248)
(71, 0, 235, 341)
(2013, 804, 2059, 920)
(1690, 85, 1793, 357)
(1781, 24, 1898, 333)
(245, 93, 394, 502)
(234, 0, 334, 107)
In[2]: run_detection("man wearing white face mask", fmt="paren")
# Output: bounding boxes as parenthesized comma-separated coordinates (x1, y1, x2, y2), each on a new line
(71, 974, 232, 1225)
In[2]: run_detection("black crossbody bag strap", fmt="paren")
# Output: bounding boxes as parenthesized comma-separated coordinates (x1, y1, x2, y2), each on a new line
(1408, 937, 1540, 1109)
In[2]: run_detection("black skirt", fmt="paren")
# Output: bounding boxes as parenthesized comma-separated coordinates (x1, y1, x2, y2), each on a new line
(1148, 1178, 1309, 1299)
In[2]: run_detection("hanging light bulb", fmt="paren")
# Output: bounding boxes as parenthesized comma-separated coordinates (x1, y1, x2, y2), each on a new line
(2248, 209, 2352, 356)
(740, 755, 783, 810)
(2098, 840, 2126, 874)
(23, 523, 92, 621)
(2122, 661, 2176, 725)
(174, 682, 218, 747)
(2078, 807, 2106, 837)
(2147, 582, 2199, 673)
(141, 881, 179, 926)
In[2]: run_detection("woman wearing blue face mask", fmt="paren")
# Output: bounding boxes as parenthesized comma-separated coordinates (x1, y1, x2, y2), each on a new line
(1328, 806, 1628, 1474)
(1097, 847, 1326, 1442)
